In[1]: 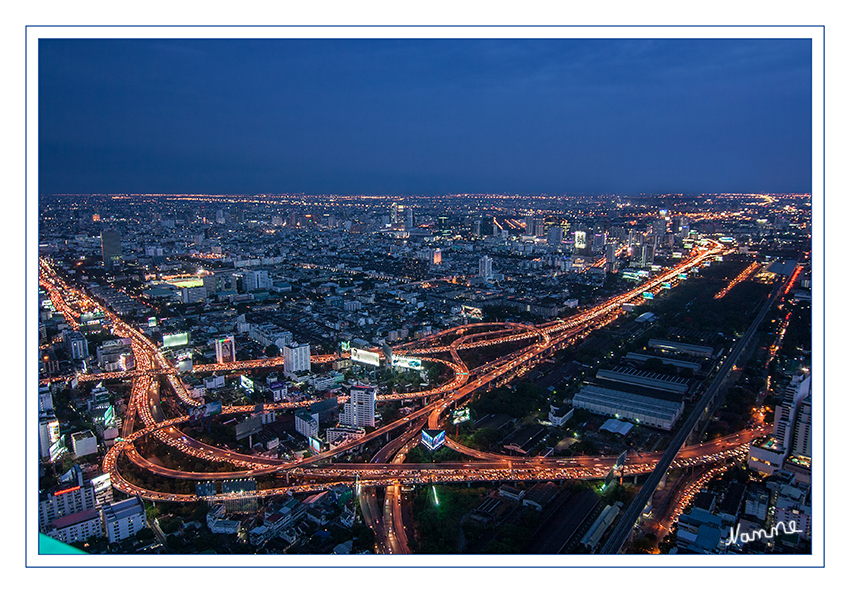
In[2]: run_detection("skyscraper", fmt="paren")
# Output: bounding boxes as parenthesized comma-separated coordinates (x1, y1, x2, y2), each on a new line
(639, 244, 655, 268)
(244, 270, 271, 292)
(101, 229, 121, 271)
(533, 218, 545, 237)
(340, 385, 376, 428)
(791, 394, 812, 457)
(283, 342, 311, 376)
(472, 219, 482, 236)
(479, 255, 493, 280)
(606, 242, 618, 273)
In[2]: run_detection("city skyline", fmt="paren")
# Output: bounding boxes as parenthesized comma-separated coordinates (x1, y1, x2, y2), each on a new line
(28, 25, 822, 571)
(39, 37, 812, 197)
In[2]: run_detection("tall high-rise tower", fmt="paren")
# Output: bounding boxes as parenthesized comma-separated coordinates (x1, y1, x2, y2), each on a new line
(101, 229, 121, 271)
(340, 385, 376, 428)
(479, 255, 493, 280)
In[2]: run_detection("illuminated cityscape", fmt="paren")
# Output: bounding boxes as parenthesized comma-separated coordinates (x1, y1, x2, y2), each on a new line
(36, 190, 812, 556)
(32, 34, 816, 562)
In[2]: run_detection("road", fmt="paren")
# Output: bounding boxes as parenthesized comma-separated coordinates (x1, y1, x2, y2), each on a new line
(39, 241, 736, 547)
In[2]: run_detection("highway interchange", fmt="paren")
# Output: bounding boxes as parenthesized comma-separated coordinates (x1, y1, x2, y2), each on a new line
(39, 238, 756, 552)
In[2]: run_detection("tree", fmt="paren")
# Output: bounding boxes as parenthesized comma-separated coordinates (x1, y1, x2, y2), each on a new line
(264, 344, 281, 358)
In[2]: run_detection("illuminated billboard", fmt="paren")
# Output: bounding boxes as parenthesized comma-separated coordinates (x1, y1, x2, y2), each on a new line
(308, 436, 322, 454)
(339, 341, 351, 352)
(661, 282, 672, 290)
(102, 405, 114, 426)
(421, 429, 446, 451)
(351, 348, 381, 367)
(240, 375, 255, 393)
(163, 332, 190, 348)
(452, 408, 471, 425)
(641, 292, 654, 300)
(189, 401, 222, 421)
(216, 336, 235, 364)
(574, 230, 587, 249)
(461, 305, 483, 319)
(678, 272, 688, 280)
(392, 355, 423, 370)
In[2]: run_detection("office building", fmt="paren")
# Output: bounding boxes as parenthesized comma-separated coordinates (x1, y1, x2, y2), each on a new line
(203, 274, 219, 295)
(62, 330, 89, 360)
(532, 217, 545, 237)
(791, 394, 812, 457)
(244, 269, 271, 292)
(38, 412, 61, 461)
(283, 342, 311, 376)
(70, 430, 97, 459)
(38, 384, 54, 413)
(774, 374, 812, 454)
(639, 243, 655, 268)
(479, 255, 493, 280)
(340, 385, 376, 428)
(101, 496, 147, 543)
(295, 410, 320, 439)
(591, 232, 606, 253)
(100, 229, 121, 271)
(181, 286, 207, 304)
(606, 242, 618, 273)
(547, 226, 563, 247)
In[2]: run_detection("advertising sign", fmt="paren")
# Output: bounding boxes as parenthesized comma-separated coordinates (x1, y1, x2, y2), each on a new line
(392, 355, 423, 370)
(421, 429, 446, 451)
(235, 415, 263, 440)
(615, 450, 628, 470)
(308, 436, 322, 454)
(240, 375, 255, 393)
(461, 305, 484, 319)
(189, 401, 222, 421)
(641, 292, 654, 300)
(351, 348, 381, 367)
(452, 408, 471, 425)
(163, 332, 190, 348)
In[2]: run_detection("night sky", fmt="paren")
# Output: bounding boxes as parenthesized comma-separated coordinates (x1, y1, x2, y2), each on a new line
(38, 37, 813, 196)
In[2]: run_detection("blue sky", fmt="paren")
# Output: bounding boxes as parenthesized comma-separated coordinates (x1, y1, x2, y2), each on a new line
(38, 37, 812, 196)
